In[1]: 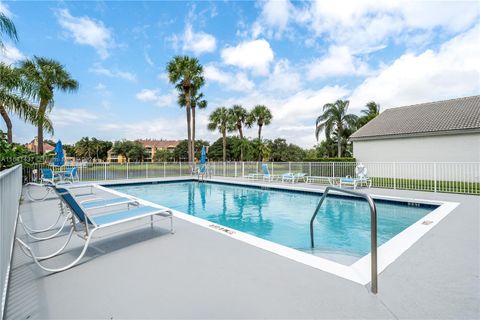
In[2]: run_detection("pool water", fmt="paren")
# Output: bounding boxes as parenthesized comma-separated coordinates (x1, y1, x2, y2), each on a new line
(110, 181, 436, 264)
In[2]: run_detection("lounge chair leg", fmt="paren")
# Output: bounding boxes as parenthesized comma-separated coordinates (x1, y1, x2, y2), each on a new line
(16, 228, 97, 273)
(19, 211, 65, 234)
(18, 227, 75, 261)
(20, 213, 72, 241)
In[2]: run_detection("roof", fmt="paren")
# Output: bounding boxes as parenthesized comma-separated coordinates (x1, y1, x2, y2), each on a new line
(350, 95, 480, 141)
(136, 139, 180, 149)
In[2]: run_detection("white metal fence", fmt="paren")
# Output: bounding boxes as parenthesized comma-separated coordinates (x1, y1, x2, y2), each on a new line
(0, 165, 22, 319)
(22, 161, 480, 195)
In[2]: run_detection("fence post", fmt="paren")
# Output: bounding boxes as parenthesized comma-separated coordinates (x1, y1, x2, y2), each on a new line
(289, 162, 291, 173)
(146, 163, 149, 179)
(164, 162, 166, 177)
(434, 162, 437, 192)
(332, 162, 335, 178)
(235, 162, 238, 177)
(213, 162, 216, 176)
(271, 162, 274, 175)
(126, 162, 129, 179)
(179, 162, 182, 176)
(393, 162, 396, 190)
(104, 163, 107, 180)
(309, 162, 312, 176)
(242, 162, 245, 177)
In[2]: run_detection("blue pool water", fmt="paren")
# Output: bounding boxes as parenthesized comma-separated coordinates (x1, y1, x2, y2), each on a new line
(110, 181, 436, 264)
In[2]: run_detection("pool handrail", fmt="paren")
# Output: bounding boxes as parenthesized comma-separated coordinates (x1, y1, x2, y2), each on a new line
(309, 186, 378, 294)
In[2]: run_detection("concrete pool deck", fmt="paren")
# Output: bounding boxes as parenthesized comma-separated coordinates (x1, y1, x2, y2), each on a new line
(5, 178, 480, 319)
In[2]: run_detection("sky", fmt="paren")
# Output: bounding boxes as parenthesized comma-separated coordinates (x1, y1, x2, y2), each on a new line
(0, 0, 479, 148)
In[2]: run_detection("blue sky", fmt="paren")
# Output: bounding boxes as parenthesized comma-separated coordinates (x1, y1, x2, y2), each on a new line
(1, 0, 479, 147)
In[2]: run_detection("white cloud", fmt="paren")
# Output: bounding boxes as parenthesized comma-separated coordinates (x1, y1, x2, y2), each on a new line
(349, 24, 480, 110)
(0, 43, 25, 65)
(263, 59, 301, 93)
(136, 89, 177, 107)
(204, 65, 255, 92)
(50, 108, 98, 127)
(144, 50, 154, 66)
(307, 45, 370, 79)
(221, 39, 274, 75)
(56, 9, 114, 59)
(252, 0, 292, 39)
(89, 65, 137, 81)
(174, 23, 216, 55)
(102, 117, 187, 140)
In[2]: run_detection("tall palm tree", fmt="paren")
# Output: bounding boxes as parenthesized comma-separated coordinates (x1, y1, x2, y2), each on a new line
(0, 12, 18, 50)
(357, 101, 380, 128)
(208, 107, 231, 162)
(229, 104, 249, 161)
(248, 105, 272, 140)
(178, 85, 207, 160)
(0, 63, 53, 143)
(20, 57, 78, 154)
(315, 100, 358, 157)
(167, 56, 204, 162)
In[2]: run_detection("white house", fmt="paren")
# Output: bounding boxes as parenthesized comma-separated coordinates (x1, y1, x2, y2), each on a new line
(350, 95, 480, 163)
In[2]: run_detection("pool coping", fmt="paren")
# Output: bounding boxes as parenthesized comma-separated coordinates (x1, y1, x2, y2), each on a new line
(96, 177, 459, 287)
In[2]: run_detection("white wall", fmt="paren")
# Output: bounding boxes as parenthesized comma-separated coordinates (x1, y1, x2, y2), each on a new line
(353, 133, 480, 163)
(353, 133, 480, 182)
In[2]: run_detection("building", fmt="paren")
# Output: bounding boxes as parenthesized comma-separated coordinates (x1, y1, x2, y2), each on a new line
(25, 137, 55, 154)
(350, 95, 480, 163)
(136, 139, 180, 161)
(106, 139, 180, 163)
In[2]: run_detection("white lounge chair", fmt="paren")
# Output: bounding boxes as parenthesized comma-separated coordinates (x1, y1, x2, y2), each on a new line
(281, 172, 306, 183)
(17, 186, 174, 272)
(339, 164, 372, 189)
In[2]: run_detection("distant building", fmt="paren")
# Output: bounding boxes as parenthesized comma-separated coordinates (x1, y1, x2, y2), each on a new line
(136, 139, 180, 161)
(106, 139, 180, 163)
(25, 137, 55, 154)
(350, 95, 480, 163)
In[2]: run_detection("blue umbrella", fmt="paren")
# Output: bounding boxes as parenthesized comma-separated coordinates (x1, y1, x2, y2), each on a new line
(53, 140, 64, 166)
(200, 145, 207, 164)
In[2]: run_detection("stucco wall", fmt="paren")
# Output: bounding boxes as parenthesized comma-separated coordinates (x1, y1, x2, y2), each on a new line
(353, 133, 480, 182)
(353, 133, 480, 163)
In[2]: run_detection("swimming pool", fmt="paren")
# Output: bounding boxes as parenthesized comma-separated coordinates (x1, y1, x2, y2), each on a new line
(109, 180, 437, 265)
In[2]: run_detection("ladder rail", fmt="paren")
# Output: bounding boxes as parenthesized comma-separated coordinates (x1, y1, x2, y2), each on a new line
(309, 186, 378, 294)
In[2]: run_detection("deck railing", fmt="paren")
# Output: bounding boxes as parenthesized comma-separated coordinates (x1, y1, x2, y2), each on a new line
(22, 161, 480, 195)
(0, 165, 22, 319)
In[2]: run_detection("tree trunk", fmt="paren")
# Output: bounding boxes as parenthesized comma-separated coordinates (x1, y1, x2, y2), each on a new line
(222, 130, 226, 162)
(192, 105, 196, 161)
(337, 138, 342, 157)
(0, 105, 13, 144)
(185, 87, 192, 163)
(37, 99, 47, 154)
(239, 126, 244, 161)
(257, 124, 263, 161)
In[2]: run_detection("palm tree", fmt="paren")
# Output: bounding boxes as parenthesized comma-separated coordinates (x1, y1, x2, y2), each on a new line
(178, 85, 207, 160)
(248, 105, 272, 140)
(229, 104, 249, 161)
(315, 100, 358, 157)
(208, 107, 231, 162)
(167, 56, 204, 162)
(0, 63, 53, 143)
(248, 105, 272, 161)
(357, 101, 380, 128)
(0, 12, 18, 50)
(20, 57, 78, 154)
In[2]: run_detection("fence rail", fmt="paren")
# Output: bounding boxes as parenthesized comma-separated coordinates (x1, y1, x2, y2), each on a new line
(22, 161, 480, 195)
(1, 165, 22, 320)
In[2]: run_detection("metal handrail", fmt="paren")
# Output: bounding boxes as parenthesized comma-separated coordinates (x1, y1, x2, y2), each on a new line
(309, 186, 378, 294)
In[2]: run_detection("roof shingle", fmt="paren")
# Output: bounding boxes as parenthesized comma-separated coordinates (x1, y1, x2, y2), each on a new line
(350, 95, 480, 140)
